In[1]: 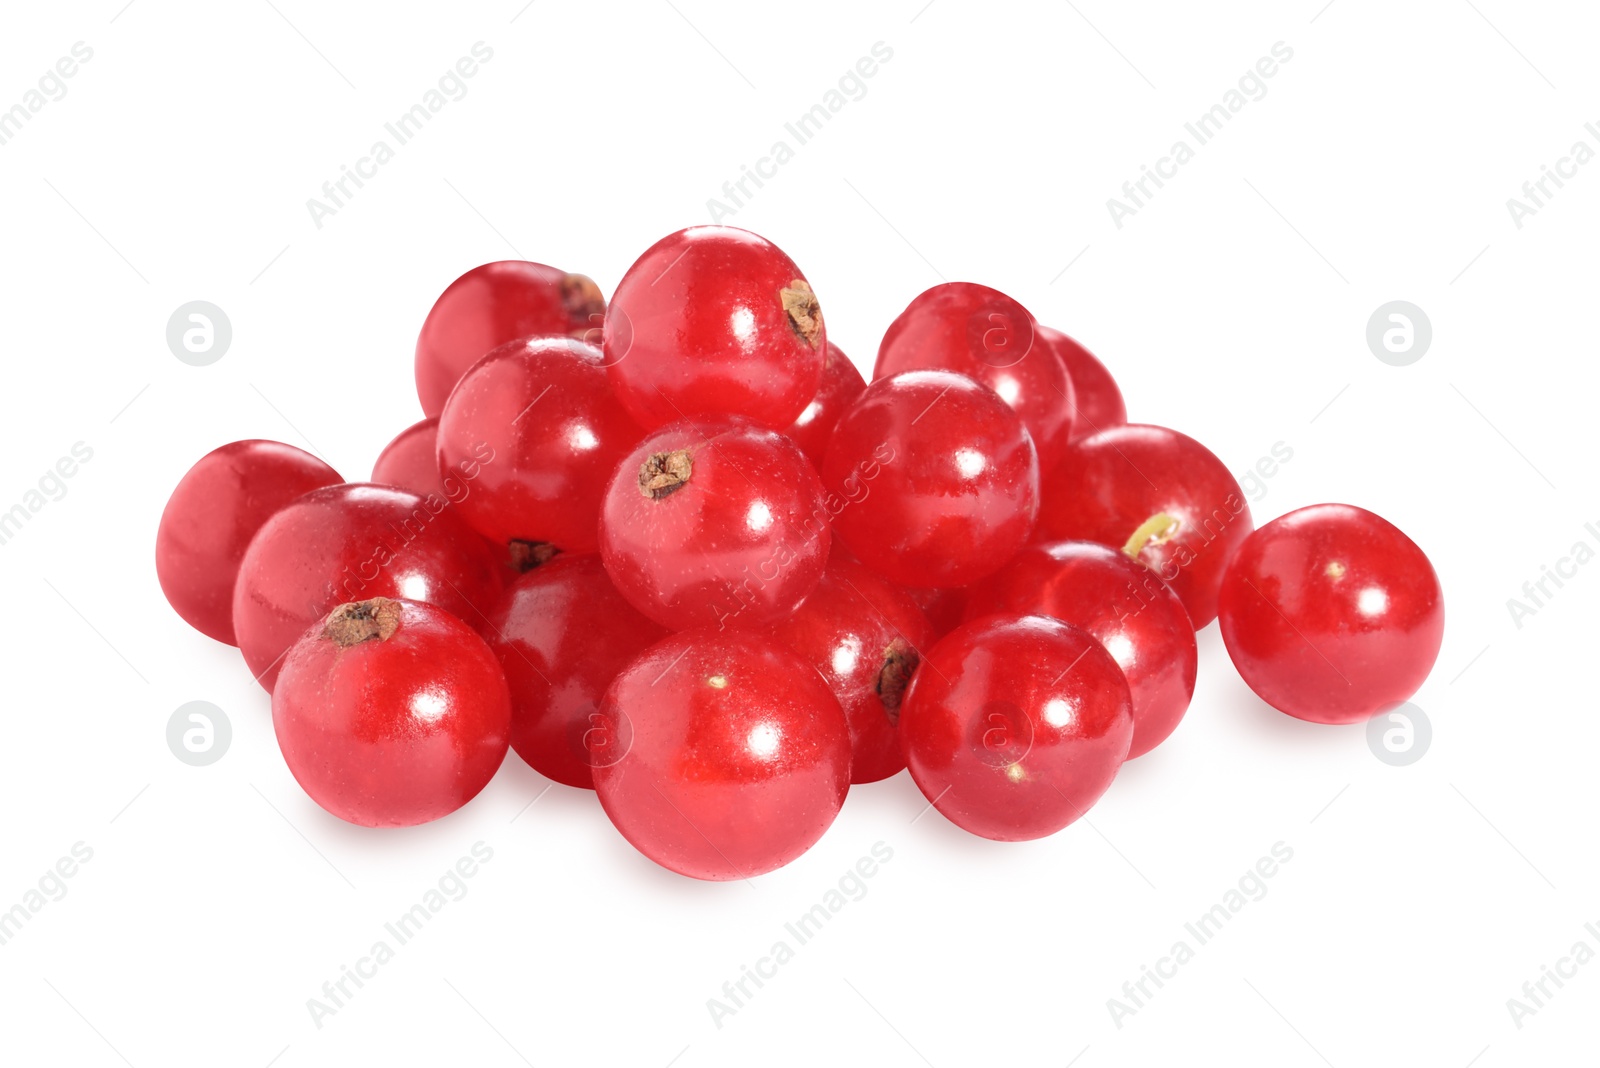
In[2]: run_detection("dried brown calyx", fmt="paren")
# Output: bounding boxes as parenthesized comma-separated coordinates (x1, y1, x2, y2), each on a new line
(322, 598, 403, 648)
(780, 279, 823, 348)
(876, 638, 920, 724)
(639, 449, 693, 500)
(562, 272, 606, 326)
(509, 540, 561, 573)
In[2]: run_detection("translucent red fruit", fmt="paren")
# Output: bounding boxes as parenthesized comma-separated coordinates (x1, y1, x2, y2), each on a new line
(903, 585, 971, 640)
(965, 541, 1196, 758)
(899, 615, 1133, 841)
(599, 420, 830, 630)
(371, 418, 443, 494)
(487, 554, 669, 789)
(592, 628, 851, 880)
(437, 336, 644, 555)
(273, 598, 511, 827)
(414, 261, 605, 417)
(157, 440, 342, 646)
(874, 282, 1076, 468)
(1038, 326, 1126, 442)
(233, 483, 503, 691)
(603, 226, 826, 430)
(1038, 423, 1250, 629)
(822, 370, 1039, 589)
(786, 341, 866, 468)
(1219, 504, 1444, 725)
(764, 554, 934, 783)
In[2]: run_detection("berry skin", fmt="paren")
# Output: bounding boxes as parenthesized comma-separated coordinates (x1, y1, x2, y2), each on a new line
(875, 282, 1076, 468)
(785, 341, 866, 468)
(487, 554, 669, 789)
(965, 541, 1196, 758)
(233, 483, 503, 691)
(1037, 423, 1250, 629)
(603, 227, 826, 429)
(437, 336, 645, 555)
(157, 440, 342, 646)
(273, 598, 511, 827)
(822, 370, 1039, 589)
(899, 615, 1133, 841)
(592, 628, 851, 880)
(1219, 504, 1444, 725)
(414, 261, 604, 417)
(763, 553, 933, 783)
(371, 418, 444, 495)
(1038, 326, 1126, 443)
(599, 420, 830, 630)
(903, 584, 971, 641)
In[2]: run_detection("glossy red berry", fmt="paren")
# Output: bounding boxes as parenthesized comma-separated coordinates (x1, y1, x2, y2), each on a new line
(903, 585, 970, 641)
(157, 440, 342, 646)
(764, 554, 933, 783)
(371, 418, 443, 495)
(437, 336, 644, 555)
(875, 282, 1076, 467)
(603, 226, 826, 429)
(785, 341, 866, 468)
(273, 598, 511, 827)
(233, 483, 503, 691)
(415, 261, 604, 417)
(1038, 423, 1250, 629)
(1039, 326, 1126, 442)
(592, 628, 851, 880)
(1219, 504, 1444, 725)
(822, 370, 1039, 589)
(966, 541, 1196, 758)
(899, 615, 1133, 841)
(599, 420, 830, 630)
(487, 554, 669, 789)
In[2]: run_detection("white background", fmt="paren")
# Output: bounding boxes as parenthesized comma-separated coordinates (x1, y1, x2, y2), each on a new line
(0, 1, 1594, 1065)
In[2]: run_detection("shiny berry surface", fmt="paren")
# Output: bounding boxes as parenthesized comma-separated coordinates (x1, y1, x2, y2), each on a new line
(487, 554, 669, 789)
(273, 598, 511, 827)
(592, 628, 851, 880)
(900, 615, 1133, 841)
(1219, 504, 1444, 725)
(875, 282, 1076, 467)
(785, 341, 866, 468)
(233, 483, 503, 690)
(414, 260, 604, 417)
(822, 370, 1039, 589)
(437, 336, 644, 554)
(966, 541, 1196, 758)
(1038, 423, 1250, 629)
(1039, 326, 1126, 443)
(157, 440, 342, 646)
(603, 227, 825, 429)
(903, 584, 971, 641)
(599, 420, 829, 630)
(371, 418, 443, 496)
(764, 554, 933, 783)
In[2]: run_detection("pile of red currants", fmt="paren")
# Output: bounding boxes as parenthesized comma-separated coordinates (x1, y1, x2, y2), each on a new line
(156, 226, 1445, 881)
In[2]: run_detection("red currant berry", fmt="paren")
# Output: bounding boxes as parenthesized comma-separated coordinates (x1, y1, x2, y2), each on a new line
(487, 554, 669, 789)
(1039, 326, 1126, 442)
(785, 341, 866, 468)
(875, 283, 1076, 467)
(1219, 504, 1444, 724)
(599, 420, 830, 630)
(371, 418, 442, 495)
(273, 598, 511, 827)
(822, 370, 1039, 589)
(603, 227, 825, 429)
(415, 261, 604, 417)
(966, 541, 1196, 758)
(437, 336, 644, 555)
(592, 628, 851, 880)
(900, 615, 1133, 841)
(157, 440, 342, 646)
(764, 553, 933, 783)
(1038, 423, 1250, 629)
(903, 584, 970, 641)
(233, 483, 503, 690)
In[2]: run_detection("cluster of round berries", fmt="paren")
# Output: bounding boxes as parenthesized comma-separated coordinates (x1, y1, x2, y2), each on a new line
(156, 225, 1445, 881)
